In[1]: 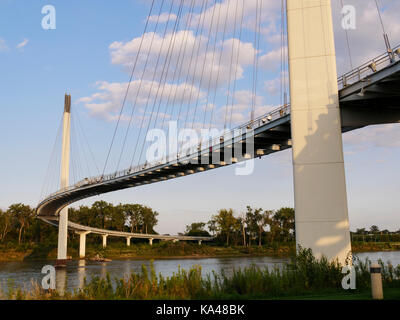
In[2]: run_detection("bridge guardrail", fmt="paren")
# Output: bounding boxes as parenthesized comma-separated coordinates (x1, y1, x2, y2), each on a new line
(338, 44, 400, 89)
(43, 104, 292, 201)
(42, 46, 400, 202)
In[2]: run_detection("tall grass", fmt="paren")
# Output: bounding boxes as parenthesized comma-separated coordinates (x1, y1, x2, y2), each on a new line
(2, 249, 400, 300)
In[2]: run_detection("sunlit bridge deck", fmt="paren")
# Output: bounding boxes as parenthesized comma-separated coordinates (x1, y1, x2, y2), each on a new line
(37, 46, 400, 219)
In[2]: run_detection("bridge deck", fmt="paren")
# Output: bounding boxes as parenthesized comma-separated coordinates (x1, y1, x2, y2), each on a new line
(37, 48, 400, 239)
(40, 217, 213, 242)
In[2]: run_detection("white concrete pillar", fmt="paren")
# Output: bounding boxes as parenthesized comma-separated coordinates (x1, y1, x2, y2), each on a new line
(57, 94, 71, 265)
(126, 237, 131, 246)
(149, 238, 153, 246)
(102, 234, 108, 248)
(77, 231, 90, 259)
(173, 239, 179, 243)
(286, 0, 351, 265)
(198, 240, 202, 245)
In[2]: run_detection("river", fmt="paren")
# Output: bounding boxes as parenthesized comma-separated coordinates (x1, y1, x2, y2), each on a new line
(0, 251, 399, 293)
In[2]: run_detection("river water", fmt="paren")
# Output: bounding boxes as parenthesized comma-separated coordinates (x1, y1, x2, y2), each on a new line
(0, 251, 399, 293)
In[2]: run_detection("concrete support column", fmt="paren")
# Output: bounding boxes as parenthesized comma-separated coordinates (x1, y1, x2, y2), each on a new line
(173, 239, 179, 243)
(286, 0, 351, 264)
(102, 234, 108, 248)
(57, 94, 71, 266)
(149, 238, 153, 246)
(77, 231, 90, 259)
(126, 237, 131, 246)
(198, 240, 202, 245)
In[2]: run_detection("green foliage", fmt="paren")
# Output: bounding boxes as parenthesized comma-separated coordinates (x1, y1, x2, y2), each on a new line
(185, 222, 210, 237)
(209, 206, 296, 247)
(3, 248, 400, 300)
(69, 202, 159, 235)
(209, 209, 240, 246)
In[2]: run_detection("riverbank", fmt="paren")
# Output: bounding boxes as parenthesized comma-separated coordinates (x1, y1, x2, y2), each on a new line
(1, 249, 399, 300)
(1, 241, 400, 262)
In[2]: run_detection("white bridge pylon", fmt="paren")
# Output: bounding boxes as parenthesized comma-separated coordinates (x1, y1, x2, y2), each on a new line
(287, 0, 351, 264)
(56, 94, 71, 266)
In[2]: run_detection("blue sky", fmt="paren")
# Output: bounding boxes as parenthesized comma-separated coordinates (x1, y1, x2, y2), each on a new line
(0, 0, 399, 234)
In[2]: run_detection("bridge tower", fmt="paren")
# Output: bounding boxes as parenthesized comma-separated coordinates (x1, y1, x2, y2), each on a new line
(56, 94, 71, 267)
(286, 0, 351, 264)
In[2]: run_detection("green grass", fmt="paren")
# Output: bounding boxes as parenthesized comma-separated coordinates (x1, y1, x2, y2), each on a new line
(2, 248, 400, 300)
(1, 241, 399, 262)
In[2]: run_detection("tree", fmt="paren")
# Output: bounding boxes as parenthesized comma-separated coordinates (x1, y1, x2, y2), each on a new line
(370, 225, 380, 234)
(141, 206, 158, 234)
(245, 206, 262, 246)
(274, 208, 295, 242)
(7, 204, 33, 244)
(260, 210, 274, 245)
(122, 204, 144, 233)
(0, 209, 12, 242)
(111, 204, 126, 232)
(185, 222, 210, 237)
(91, 201, 113, 229)
(208, 209, 239, 246)
(237, 213, 247, 246)
(356, 228, 367, 235)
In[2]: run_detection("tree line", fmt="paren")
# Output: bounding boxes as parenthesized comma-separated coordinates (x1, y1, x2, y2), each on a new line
(0, 201, 159, 246)
(186, 206, 295, 246)
(1, 202, 399, 247)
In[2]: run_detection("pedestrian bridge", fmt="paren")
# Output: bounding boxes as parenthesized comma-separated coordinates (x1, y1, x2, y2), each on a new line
(40, 216, 213, 258)
(36, 0, 400, 265)
(37, 46, 400, 219)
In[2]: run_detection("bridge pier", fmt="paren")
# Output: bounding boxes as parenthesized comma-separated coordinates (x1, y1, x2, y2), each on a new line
(102, 234, 108, 248)
(76, 231, 91, 259)
(56, 94, 71, 267)
(126, 237, 132, 246)
(287, 0, 351, 264)
(198, 240, 202, 245)
(149, 238, 153, 246)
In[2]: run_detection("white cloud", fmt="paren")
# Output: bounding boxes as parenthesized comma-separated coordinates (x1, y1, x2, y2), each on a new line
(80, 0, 400, 138)
(148, 13, 177, 24)
(0, 38, 8, 52)
(109, 30, 256, 88)
(343, 124, 400, 151)
(79, 80, 204, 121)
(16, 38, 29, 49)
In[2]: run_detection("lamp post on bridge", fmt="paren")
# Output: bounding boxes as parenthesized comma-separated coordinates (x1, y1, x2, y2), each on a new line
(56, 94, 71, 267)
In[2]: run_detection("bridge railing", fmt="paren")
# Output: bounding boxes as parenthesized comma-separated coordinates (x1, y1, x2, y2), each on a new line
(44, 46, 400, 201)
(93, 105, 291, 182)
(44, 104, 292, 200)
(338, 44, 400, 89)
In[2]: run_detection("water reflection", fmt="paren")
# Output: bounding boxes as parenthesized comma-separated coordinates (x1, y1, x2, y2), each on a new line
(0, 251, 399, 294)
(55, 268, 66, 296)
(78, 260, 86, 289)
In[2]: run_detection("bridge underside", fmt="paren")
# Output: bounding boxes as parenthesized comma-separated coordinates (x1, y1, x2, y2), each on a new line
(37, 60, 400, 226)
(340, 60, 400, 128)
(40, 216, 212, 242)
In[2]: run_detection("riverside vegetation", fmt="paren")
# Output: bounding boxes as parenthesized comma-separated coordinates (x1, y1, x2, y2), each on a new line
(0, 202, 399, 261)
(1, 249, 400, 300)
